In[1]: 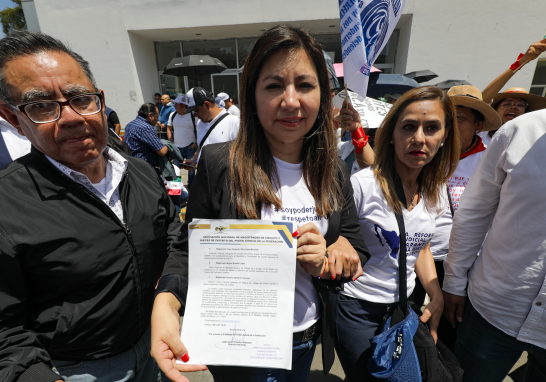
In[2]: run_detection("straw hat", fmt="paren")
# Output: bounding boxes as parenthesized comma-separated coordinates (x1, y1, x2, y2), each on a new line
(447, 85, 502, 132)
(491, 87, 546, 112)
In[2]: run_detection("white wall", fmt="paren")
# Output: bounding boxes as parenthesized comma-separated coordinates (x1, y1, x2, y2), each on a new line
(403, 0, 546, 91)
(34, 0, 148, 126)
(32, 0, 546, 126)
(33, 0, 341, 127)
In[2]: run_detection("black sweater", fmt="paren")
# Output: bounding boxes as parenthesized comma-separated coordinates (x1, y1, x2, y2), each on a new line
(157, 142, 370, 377)
(0, 147, 183, 382)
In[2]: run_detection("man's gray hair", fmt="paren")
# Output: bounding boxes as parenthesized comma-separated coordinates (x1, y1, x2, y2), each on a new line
(0, 30, 98, 104)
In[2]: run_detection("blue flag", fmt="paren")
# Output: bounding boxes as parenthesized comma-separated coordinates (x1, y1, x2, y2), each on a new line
(339, 0, 406, 97)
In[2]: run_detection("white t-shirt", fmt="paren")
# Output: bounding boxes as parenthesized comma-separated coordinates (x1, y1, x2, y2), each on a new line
(227, 105, 240, 118)
(261, 157, 326, 332)
(0, 118, 31, 160)
(91, 174, 108, 197)
(429, 150, 485, 261)
(196, 109, 240, 162)
(168, 112, 197, 148)
(344, 167, 446, 303)
(447, 150, 485, 211)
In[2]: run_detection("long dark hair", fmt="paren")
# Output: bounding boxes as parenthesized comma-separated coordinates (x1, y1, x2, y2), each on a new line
(229, 25, 341, 219)
(373, 86, 460, 213)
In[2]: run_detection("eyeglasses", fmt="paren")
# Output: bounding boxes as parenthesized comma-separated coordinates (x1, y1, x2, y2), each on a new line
(14, 93, 103, 124)
(192, 104, 202, 114)
(499, 100, 528, 110)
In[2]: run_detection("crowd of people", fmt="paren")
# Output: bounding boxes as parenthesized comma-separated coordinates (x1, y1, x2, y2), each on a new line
(0, 25, 545, 382)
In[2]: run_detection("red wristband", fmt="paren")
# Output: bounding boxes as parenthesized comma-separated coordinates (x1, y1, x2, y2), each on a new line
(350, 126, 365, 140)
(352, 135, 369, 153)
(510, 53, 525, 71)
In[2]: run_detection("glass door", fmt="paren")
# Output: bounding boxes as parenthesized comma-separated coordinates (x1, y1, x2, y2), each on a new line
(211, 70, 240, 104)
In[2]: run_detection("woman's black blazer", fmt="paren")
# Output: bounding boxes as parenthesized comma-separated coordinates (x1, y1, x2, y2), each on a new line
(158, 142, 370, 378)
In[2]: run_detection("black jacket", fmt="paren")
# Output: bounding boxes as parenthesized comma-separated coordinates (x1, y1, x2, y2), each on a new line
(157, 142, 370, 379)
(0, 147, 184, 382)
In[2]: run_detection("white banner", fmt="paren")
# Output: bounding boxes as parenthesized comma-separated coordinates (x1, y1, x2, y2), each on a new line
(333, 89, 392, 129)
(339, 0, 406, 97)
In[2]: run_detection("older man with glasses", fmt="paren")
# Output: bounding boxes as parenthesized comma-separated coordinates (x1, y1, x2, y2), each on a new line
(0, 31, 204, 382)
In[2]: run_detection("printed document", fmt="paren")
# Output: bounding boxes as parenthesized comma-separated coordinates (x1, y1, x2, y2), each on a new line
(179, 219, 297, 369)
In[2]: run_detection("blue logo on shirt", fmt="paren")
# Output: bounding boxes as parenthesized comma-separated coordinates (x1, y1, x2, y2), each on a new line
(374, 224, 400, 259)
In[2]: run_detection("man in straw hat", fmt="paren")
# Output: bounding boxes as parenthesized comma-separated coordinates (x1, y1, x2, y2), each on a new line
(449, 85, 503, 163)
(442, 105, 546, 381)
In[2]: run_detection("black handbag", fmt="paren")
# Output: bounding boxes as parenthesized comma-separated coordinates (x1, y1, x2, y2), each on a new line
(368, 174, 463, 382)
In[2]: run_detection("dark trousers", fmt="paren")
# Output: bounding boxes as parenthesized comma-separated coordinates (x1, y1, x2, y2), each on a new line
(456, 300, 546, 382)
(413, 259, 457, 350)
(207, 336, 317, 382)
(333, 293, 395, 382)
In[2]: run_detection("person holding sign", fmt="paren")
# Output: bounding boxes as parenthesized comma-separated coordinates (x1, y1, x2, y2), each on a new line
(337, 97, 376, 170)
(334, 86, 460, 381)
(151, 25, 370, 382)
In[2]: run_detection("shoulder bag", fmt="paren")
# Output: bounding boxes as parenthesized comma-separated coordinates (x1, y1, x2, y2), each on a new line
(367, 175, 463, 382)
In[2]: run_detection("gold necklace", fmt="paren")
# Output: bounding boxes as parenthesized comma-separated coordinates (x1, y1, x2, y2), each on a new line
(461, 135, 479, 155)
(402, 183, 418, 208)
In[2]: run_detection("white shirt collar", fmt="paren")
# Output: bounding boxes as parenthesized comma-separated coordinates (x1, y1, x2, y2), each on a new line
(0, 117, 18, 134)
(46, 146, 128, 184)
(206, 108, 227, 124)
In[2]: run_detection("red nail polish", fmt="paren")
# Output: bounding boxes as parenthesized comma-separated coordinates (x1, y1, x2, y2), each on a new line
(332, 275, 336, 280)
(292, 230, 299, 237)
(180, 353, 190, 363)
(353, 276, 359, 281)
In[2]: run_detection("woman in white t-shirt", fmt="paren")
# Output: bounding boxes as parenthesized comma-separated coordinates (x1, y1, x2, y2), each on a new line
(150, 25, 369, 382)
(411, 86, 502, 350)
(334, 86, 461, 381)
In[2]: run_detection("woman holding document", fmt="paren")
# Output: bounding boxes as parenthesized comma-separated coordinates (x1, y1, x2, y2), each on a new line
(334, 86, 460, 381)
(151, 25, 370, 382)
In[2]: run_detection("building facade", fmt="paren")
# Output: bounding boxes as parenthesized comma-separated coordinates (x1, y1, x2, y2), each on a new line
(22, 0, 546, 127)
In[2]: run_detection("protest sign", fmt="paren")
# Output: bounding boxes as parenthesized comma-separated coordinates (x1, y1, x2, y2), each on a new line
(333, 89, 392, 129)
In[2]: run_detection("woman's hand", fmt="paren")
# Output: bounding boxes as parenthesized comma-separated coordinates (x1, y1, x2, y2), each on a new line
(294, 223, 327, 278)
(150, 293, 207, 382)
(522, 38, 546, 63)
(325, 236, 363, 281)
(414, 243, 443, 343)
(420, 291, 444, 343)
(339, 99, 375, 168)
(339, 99, 367, 133)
